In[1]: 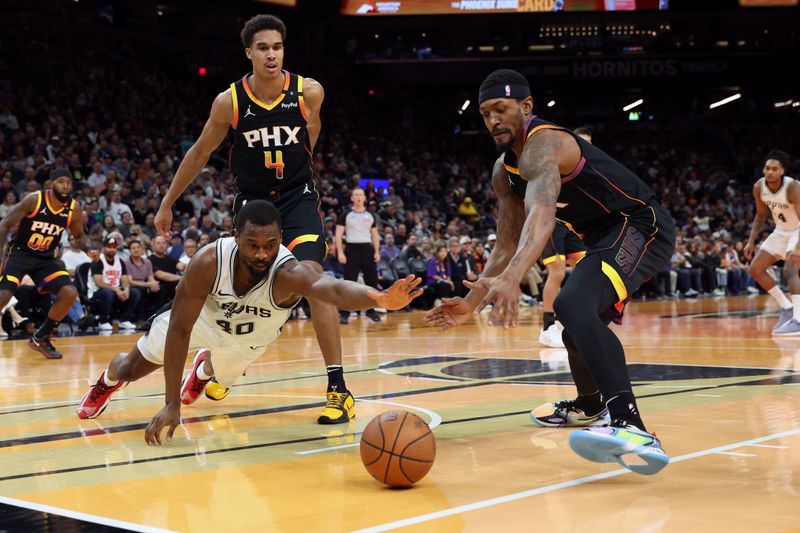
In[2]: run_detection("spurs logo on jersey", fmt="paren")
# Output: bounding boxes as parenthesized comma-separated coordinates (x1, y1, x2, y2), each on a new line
(221, 301, 273, 319)
(12, 190, 75, 257)
(200, 237, 295, 343)
(759, 176, 800, 232)
(229, 70, 314, 194)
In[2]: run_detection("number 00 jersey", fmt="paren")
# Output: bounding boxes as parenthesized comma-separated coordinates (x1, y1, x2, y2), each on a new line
(228, 71, 313, 199)
(197, 237, 297, 347)
(11, 190, 76, 258)
(758, 176, 799, 232)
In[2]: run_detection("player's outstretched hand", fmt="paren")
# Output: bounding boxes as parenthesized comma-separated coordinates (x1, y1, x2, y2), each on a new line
(144, 403, 181, 446)
(423, 296, 474, 331)
(467, 274, 522, 328)
(154, 205, 174, 239)
(367, 275, 424, 310)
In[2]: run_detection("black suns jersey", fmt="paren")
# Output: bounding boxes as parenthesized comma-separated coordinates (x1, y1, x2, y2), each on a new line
(503, 117, 657, 244)
(11, 190, 76, 258)
(229, 71, 313, 198)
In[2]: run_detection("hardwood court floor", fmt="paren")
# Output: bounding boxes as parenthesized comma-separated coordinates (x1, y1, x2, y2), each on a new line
(0, 295, 799, 532)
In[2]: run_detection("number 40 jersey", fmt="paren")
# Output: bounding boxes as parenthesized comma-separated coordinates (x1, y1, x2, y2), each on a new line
(199, 237, 296, 348)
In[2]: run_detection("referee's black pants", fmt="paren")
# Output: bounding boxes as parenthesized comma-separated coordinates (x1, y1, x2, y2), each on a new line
(341, 243, 378, 317)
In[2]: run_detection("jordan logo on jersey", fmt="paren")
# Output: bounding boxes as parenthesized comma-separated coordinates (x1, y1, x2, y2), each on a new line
(244, 105, 256, 118)
(242, 126, 301, 148)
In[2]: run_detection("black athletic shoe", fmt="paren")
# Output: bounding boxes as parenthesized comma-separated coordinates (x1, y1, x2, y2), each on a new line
(365, 309, 381, 323)
(28, 335, 63, 359)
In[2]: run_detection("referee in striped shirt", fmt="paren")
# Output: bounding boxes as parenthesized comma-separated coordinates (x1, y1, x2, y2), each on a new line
(336, 187, 382, 324)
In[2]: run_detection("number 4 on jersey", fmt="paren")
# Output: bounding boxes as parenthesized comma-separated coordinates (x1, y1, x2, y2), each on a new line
(265, 150, 284, 179)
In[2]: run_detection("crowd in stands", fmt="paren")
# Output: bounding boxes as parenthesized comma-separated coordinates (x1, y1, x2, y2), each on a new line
(1, 11, 799, 335)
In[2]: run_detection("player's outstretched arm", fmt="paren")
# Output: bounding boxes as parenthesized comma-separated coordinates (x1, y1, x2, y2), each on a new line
(0, 193, 38, 254)
(424, 157, 525, 331)
(144, 246, 216, 446)
(273, 261, 423, 311)
(471, 129, 571, 327)
(154, 91, 233, 238)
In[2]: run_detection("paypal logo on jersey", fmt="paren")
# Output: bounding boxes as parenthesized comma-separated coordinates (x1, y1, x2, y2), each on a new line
(280, 101, 298, 109)
(242, 126, 301, 148)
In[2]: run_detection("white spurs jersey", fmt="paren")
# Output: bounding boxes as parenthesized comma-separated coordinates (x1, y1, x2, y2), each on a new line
(759, 176, 800, 232)
(197, 237, 297, 346)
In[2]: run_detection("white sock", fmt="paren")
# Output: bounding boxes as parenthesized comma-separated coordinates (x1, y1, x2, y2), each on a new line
(196, 364, 212, 380)
(768, 286, 793, 309)
(103, 369, 119, 386)
(792, 295, 800, 321)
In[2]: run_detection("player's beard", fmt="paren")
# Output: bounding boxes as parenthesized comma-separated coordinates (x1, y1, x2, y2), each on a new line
(54, 190, 71, 204)
(243, 257, 272, 281)
(493, 130, 516, 153)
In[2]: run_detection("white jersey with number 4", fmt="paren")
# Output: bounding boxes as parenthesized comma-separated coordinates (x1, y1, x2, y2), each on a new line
(759, 176, 799, 232)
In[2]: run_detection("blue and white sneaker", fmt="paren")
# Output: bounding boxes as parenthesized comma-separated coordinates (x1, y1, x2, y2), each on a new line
(773, 308, 794, 333)
(569, 421, 669, 475)
(773, 317, 800, 336)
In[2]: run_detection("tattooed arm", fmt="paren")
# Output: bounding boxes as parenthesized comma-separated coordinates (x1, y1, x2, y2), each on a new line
(498, 129, 566, 284)
(424, 130, 578, 329)
(423, 157, 525, 329)
(471, 129, 578, 327)
(460, 157, 526, 308)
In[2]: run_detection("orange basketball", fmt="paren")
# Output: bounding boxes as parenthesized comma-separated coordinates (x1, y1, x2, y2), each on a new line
(359, 410, 436, 487)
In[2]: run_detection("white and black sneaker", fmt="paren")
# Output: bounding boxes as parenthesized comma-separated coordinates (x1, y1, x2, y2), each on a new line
(530, 399, 610, 427)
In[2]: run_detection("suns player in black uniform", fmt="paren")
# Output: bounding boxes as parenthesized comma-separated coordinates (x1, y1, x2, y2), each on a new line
(152, 15, 352, 424)
(0, 169, 86, 359)
(425, 70, 675, 475)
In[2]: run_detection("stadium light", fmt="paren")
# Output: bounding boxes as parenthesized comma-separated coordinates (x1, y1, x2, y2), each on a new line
(547, 100, 556, 108)
(709, 93, 741, 109)
(622, 99, 643, 112)
(461, 99, 470, 111)
(774, 99, 794, 108)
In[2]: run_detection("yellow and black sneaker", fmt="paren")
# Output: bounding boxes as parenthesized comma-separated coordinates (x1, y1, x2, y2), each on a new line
(204, 378, 230, 401)
(317, 389, 355, 424)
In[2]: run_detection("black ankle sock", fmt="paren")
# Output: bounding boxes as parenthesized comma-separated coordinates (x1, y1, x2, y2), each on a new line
(543, 312, 556, 330)
(606, 392, 646, 432)
(35, 318, 59, 338)
(575, 391, 603, 415)
(326, 365, 346, 392)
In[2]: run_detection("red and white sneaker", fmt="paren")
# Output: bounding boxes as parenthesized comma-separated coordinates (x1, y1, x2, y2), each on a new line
(180, 349, 212, 405)
(77, 372, 126, 419)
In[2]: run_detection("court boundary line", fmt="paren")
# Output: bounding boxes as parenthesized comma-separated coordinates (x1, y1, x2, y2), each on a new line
(349, 428, 800, 533)
(0, 495, 175, 533)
